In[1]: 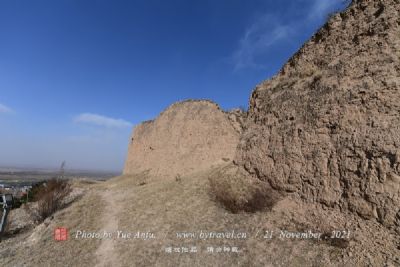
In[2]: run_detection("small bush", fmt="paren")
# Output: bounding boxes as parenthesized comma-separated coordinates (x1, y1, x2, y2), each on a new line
(209, 164, 280, 213)
(34, 178, 71, 222)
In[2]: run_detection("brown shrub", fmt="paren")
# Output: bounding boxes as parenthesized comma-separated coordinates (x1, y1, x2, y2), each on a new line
(34, 178, 71, 222)
(208, 164, 280, 213)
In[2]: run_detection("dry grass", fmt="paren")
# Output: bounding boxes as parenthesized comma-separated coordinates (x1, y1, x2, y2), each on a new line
(0, 190, 105, 267)
(208, 164, 280, 213)
(32, 178, 72, 222)
(1, 165, 397, 266)
(114, 166, 344, 266)
(115, 167, 251, 266)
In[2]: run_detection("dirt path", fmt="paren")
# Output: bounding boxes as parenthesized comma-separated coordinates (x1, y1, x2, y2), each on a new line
(95, 188, 123, 267)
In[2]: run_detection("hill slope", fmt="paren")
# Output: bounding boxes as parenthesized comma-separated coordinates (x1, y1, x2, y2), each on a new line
(1, 166, 399, 266)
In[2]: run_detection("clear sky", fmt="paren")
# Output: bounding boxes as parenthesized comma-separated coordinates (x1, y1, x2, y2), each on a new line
(0, 0, 348, 172)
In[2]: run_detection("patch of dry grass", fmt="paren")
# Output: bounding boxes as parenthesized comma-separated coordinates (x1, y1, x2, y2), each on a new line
(115, 167, 250, 266)
(208, 164, 280, 213)
(113, 166, 342, 266)
(1, 166, 397, 266)
(0, 190, 105, 267)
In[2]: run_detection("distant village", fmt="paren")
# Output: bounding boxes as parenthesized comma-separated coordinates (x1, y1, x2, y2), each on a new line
(0, 163, 117, 202)
(0, 182, 35, 200)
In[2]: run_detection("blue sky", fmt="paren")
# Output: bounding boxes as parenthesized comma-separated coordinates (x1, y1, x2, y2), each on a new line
(0, 0, 348, 172)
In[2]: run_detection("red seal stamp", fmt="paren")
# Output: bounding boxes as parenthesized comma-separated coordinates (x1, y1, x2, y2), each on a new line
(54, 227, 68, 241)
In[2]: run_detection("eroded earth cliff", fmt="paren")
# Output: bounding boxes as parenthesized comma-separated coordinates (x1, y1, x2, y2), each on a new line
(234, 0, 400, 232)
(124, 100, 244, 179)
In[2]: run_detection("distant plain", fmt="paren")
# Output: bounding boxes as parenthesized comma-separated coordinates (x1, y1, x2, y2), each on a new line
(0, 167, 118, 187)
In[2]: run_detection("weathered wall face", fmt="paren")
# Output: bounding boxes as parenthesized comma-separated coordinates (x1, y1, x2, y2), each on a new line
(124, 100, 242, 178)
(235, 0, 400, 231)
